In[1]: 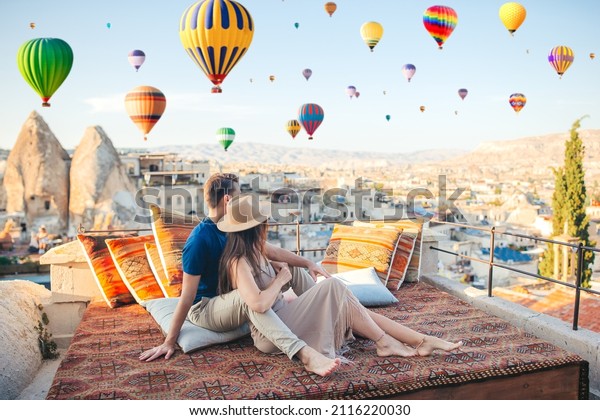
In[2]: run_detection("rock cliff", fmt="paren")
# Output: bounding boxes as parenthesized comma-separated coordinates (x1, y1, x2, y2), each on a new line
(3, 111, 70, 232)
(69, 126, 137, 235)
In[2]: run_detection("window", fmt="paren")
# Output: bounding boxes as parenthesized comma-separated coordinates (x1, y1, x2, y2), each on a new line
(166, 197, 172, 205)
(44, 200, 50, 211)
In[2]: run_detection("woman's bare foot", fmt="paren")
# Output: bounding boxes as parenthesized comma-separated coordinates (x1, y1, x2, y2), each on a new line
(375, 334, 418, 357)
(297, 346, 342, 377)
(415, 335, 462, 356)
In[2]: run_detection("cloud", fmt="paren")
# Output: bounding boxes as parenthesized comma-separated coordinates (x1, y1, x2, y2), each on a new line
(84, 94, 124, 114)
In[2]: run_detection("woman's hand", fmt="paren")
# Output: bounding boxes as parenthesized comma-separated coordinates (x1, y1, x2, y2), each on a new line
(139, 341, 176, 361)
(274, 263, 292, 287)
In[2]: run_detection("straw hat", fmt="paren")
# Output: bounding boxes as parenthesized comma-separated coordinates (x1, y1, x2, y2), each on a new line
(217, 194, 271, 233)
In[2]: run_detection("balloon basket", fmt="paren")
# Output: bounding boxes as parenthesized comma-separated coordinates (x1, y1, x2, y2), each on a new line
(41, 103, 50, 107)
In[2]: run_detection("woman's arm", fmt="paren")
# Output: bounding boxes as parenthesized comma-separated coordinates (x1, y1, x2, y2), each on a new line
(233, 258, 292, 313)
(265, 242, 330, 280)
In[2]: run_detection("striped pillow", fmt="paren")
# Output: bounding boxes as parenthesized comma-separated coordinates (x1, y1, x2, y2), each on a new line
(78, 234, 135, 308)
(149, 205, 200, 286)
(105, 235, 165, 305)
(145, 242, 181, 298)
(321, 224, 401, 285)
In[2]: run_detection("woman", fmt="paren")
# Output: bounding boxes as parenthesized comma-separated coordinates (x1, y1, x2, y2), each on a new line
(217, 195, 462, 374)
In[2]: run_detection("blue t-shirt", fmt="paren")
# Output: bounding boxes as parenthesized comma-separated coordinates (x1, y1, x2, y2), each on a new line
(181, 218, 227, 304)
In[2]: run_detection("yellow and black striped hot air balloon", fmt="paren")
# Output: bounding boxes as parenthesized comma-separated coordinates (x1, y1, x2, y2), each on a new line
(125, 86, 166, 141)
(286, 119, 301, 139)
(179, 0, 254, 93)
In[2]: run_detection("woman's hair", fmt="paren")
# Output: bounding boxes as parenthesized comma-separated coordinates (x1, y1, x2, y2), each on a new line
(218, 223, 268, 295)
(204, 173, 239, 209)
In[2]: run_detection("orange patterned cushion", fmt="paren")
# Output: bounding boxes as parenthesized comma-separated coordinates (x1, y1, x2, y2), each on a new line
(105, 235, 165, 305)
(145, 242, 181, 298)
(149, 205, 199, 286)
(321, 224, 401, 284)
(78, 234, 135, 308)
(353, 220, 423, 287)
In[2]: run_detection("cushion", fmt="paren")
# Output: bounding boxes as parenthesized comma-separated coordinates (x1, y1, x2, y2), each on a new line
(145, 242, 181, 298)
(144, 298, 250, 353)
(321, 224, 401, 285)
(105, 235, 165, 305)
(149, 205, 200, 286)
(317, 267, 398, 306)
(353, 220, 423, 287)
(77, 234, 135, 308)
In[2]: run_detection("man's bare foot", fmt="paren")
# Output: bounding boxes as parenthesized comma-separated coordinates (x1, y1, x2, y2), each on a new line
(375, 334, 418, 357)
(415, 336, 462, 356)
(297, 346, 342, 377)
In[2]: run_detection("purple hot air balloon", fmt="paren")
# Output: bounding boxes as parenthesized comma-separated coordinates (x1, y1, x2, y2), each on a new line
(354, 91, 360, 98)
(458, 88, 468, 100)
(402, 64, 416, 82)
(302, 68, 312, 81)
(298, 103, 324, 140)
(128, 50, 146, 72)
(346, 85, 357, 99)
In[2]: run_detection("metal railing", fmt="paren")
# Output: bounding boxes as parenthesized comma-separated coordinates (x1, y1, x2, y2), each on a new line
(429, 220, 600, 330)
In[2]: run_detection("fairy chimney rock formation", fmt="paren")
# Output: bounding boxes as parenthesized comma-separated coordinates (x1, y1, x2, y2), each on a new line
(3, 111, 70, 232)
(69, 126, 137, 235)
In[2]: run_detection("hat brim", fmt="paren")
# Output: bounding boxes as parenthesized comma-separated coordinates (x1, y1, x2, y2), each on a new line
(217, 214, 268, 232)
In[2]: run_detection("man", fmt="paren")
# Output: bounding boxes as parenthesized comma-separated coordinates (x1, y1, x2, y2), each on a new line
(140, 173, 340, 376)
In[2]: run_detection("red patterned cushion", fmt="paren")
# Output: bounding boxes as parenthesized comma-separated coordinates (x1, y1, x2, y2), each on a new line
(149, 205, 199, 286)
(105, 235, 165, 305)
(145, 242, 181, 298)
(78, 234, 135, 308)
(321, 224, 401, 284)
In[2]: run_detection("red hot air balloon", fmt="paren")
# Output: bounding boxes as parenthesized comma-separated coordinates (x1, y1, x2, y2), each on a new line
(298, 103, 324, 140)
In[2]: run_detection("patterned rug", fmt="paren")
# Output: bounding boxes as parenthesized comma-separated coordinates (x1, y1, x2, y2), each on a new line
(46, 282, 588, 400)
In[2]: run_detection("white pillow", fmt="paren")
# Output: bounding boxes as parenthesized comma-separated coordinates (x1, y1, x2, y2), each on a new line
(317, 267, 398, 307)
(144, 298, 250, 353)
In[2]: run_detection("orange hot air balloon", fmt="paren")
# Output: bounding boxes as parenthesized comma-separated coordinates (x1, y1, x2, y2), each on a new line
(419, 105, 426, 113)
(125, 86, 166, 141)
(269, 75, 275, 82)
(29, 22, 35, 29)
(590, 53, 595, 60)
(324, 2, 337, 17)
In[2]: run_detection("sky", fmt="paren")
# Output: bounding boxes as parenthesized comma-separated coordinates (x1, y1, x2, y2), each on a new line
(0, 0, 599, 155)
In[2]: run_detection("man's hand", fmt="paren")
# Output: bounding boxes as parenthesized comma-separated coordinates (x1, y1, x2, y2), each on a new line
(306, 261, 330, 281)
(139, 342, 176, 362)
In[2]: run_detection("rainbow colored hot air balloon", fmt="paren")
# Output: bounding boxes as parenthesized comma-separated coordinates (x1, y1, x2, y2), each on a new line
(509, 93, 526, 113)
(125, 86, 166, 140)
(458, 88, 468, 100)
(286, 119, 301, 139)
(302, 68, 312, 81)
(128, 50, 146, 72)
(298, 103, 324, 140)
(499, 2, 526, 36)
(179, 0, 254, 93)
(216, 127, 235, 151)
(423, 5, 457, 49)
(402, 64, 416, 82)
(346, 85, 356, 98)
(324, 2, 337, 17)
(17, 38, 74, 107)
(360, 21, 383, 52)
(548, 46, 574, 78)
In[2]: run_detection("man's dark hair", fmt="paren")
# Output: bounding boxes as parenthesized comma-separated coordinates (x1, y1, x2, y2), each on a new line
(204, 173, 239, 209)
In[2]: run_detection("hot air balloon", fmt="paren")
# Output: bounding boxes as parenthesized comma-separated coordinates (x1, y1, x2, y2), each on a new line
(419, 106, 426, 112)
(591, 53, 596, 60)
(360, 21, 383, 52)
(269, 75, 275, 82)
(385, 114, 391, 122)
(302, 68, 312, 81)
(106, 22, 111, 29)
(354, 91, 360, 98)
(294, 22, 299, 29)
(499, 2, 526, 36)
(298, 103, 324, 140)
(346, 85, 356, 98)
(249, 78, 253, 83)
(509, 93, 526, 113)
(179, 0, 254, 93)
(324, 2, 337, 17)
(29, 22, 35, 29)
(423, 5, 457, 49)
(548, 46, 574, 78)
(402, 64, 416, 82)
(458, 88, 468, 100)
(216, 127, 235, 151)
(17, 38, 74, 107)
(383, 90, 387, 95)
(125, 86, 166, 141)
(286, 119, 301, 139)
(128, 50, 146, 72)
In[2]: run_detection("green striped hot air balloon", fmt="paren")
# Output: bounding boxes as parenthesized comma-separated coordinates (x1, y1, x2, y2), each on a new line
(17, 38, 74, 107)
(216, 127, 235, 151)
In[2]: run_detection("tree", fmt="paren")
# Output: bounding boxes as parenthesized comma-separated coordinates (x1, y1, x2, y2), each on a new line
(539, 118, 594, 288)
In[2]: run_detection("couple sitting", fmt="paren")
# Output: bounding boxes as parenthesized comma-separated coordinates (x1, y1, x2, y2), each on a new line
(140, 173, 461, 377)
